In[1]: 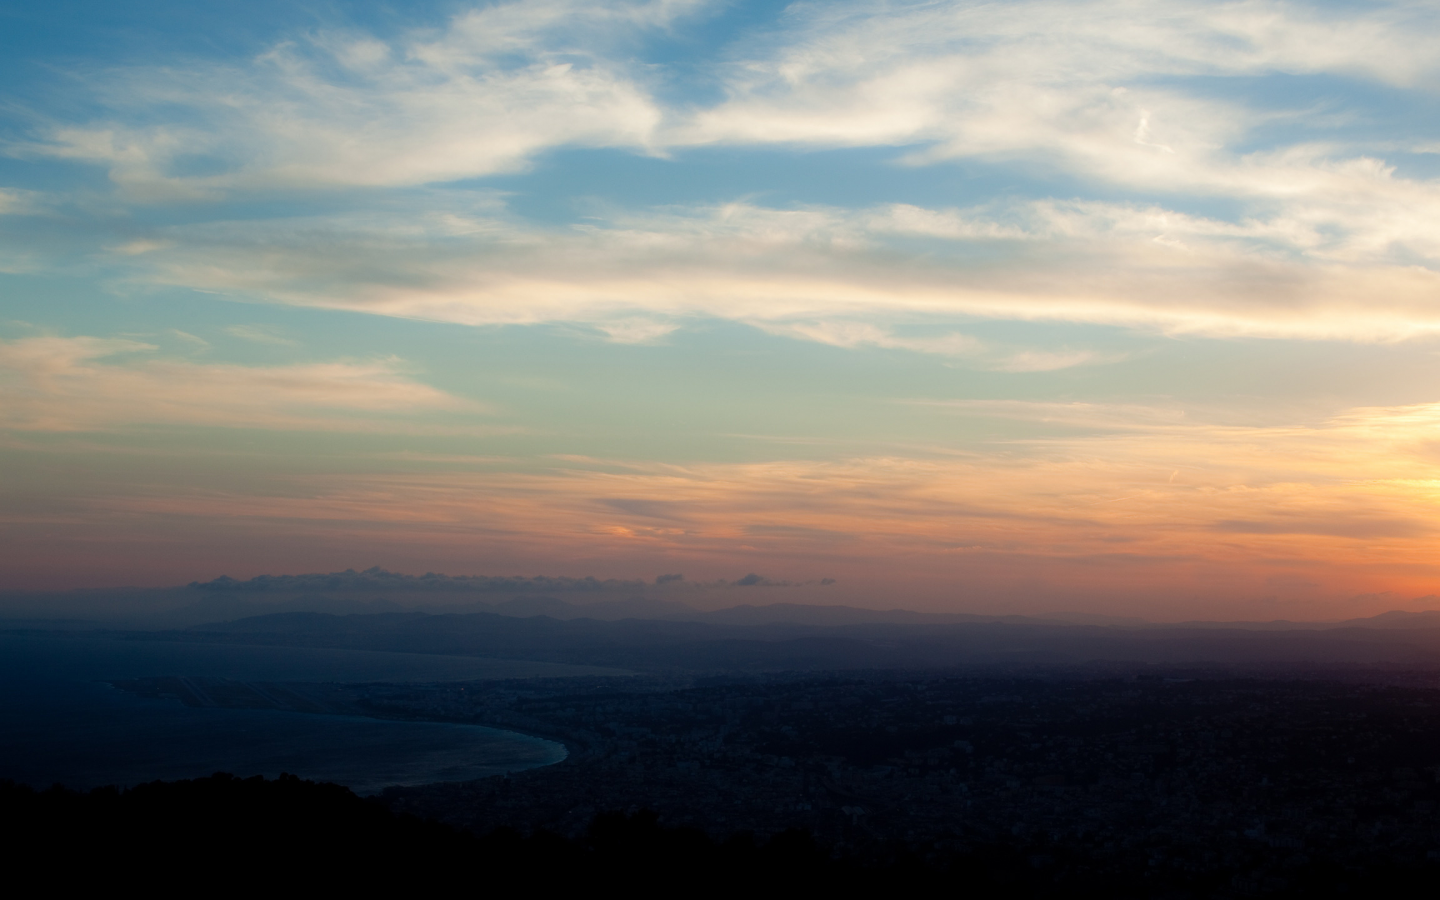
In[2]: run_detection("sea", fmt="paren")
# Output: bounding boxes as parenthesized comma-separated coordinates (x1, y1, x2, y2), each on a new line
(0, 632, 616, 794)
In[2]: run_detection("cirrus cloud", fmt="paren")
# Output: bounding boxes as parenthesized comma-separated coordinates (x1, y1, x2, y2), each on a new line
(0, 335, 485, 432)
(101, 194, 1440, 343)
(7, 0, 1440, 349)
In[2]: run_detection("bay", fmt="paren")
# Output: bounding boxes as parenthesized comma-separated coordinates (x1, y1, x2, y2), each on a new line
(0, 632, 619, 794)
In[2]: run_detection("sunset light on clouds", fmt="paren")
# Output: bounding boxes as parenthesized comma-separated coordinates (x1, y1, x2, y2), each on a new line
(4, 0, 1440, 618)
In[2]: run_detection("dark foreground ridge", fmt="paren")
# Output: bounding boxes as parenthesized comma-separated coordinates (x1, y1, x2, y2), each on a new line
(4, 770, 1435, 897)
(1, 774, 463, 886)
(0, 774, 866, 890)
(0, 773, 979, 893)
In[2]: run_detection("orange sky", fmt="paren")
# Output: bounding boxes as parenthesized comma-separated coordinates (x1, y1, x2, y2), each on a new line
(5, 1, 1440, 620)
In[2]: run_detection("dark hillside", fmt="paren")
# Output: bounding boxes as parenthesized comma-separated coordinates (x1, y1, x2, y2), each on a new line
(139, 611, 1440, 673)
(5, 768, 1434, 897)
(1, 774, 894, 891)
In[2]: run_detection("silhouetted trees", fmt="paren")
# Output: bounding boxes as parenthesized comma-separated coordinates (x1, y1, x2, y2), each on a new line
(0, 774, 886, 891)
(3, 773, 1432, 896)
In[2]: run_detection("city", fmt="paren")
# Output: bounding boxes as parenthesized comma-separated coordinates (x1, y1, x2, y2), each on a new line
(118, 667, 1440, 892)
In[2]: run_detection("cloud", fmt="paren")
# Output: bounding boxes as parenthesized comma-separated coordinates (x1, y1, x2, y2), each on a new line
(988, 349, 1119, 373)
(758, 320, 1116, 370)
(599, 497, 691, 520)
(1214, 518, 1427, 539)
(95, 194, 1440, 343)
(685, 1, 1440, 173)
(110, 239, 174, 255)
(762, 320, 983, 356)
(9, 1, 1440, 349)
(732, 573, 779, 586)
(906, 398, 1198, 430)
(53, 396, 1438, 603)
(19, 1, 1439, 205)
(15, 0, 700, 197)
(187, 567, 653, 594)
(12, 392, 1439, 611)
(166, 329, 211, 350)
(0, 335, 483, 432)
(593, 317, 680, 344)
(0, 189, 44, 216)
(225, 324, 299, 346)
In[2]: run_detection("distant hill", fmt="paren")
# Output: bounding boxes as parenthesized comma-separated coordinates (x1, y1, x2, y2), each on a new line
(8, 567, 1440, 641)
(126, 607, 1440, 674)
(0, 568, 836, 628)
(1168, 609, 1440, 632)
(1338, 609, 1440, 629)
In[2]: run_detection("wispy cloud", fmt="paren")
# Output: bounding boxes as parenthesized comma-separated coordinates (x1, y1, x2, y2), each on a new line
(225, 324, 299, 347)
(761, 319, 1124, 370)
(0, 335, 485, 432)
(593, 317, 681, 344)
(20, 1, 1438, 198)
(14, 396, 1435, 613)
(3, 1, 1437, 349)
(0, 189, 45, 216)
(14, 0, 698, 197)
(90, 196, 1440, 342)
(685, 1, 1438, 167)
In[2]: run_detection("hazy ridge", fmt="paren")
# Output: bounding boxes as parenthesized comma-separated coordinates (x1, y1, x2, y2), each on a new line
(8, 568, 1440, 633)
(10, 569, 1440, 673)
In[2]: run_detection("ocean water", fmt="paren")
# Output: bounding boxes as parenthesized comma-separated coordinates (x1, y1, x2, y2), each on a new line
(0, 633, 608, 794)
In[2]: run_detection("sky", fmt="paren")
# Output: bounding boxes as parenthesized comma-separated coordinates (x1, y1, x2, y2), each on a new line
(3, 0, 1440, 619)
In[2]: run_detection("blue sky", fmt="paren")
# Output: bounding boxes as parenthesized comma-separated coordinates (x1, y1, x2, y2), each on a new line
(4, 0, 1440, 619)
